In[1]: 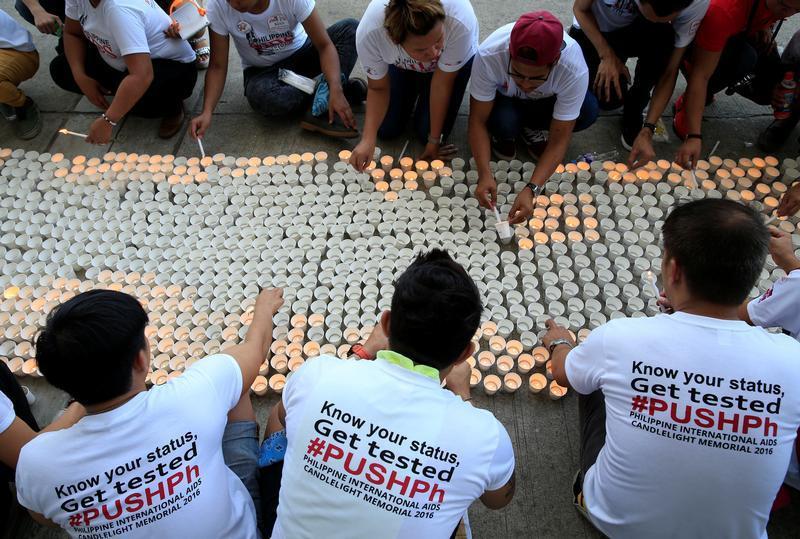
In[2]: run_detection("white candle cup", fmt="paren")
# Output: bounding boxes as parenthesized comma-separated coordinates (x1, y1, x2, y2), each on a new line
(503, 373, 522, 393)
(269, 374, 287, 393)
(529, 373, 547, 394)
(469, 367, 482, 388)
(483, 374, 502, 396)
(496, 355, 514, 376)
(477, 351, 496, 372)
(517, 354, 534, 374)
(532, 346, 550, 367)
(549, 380, 568, 400)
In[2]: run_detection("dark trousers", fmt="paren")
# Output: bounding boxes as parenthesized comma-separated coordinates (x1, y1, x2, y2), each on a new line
(0, 361, 39, 535)
(569, 20, 674, 118)
(704, 34, 783, 105)
(244, 19, 359, 117)
(49, 47, 197, 118)
(486, 92, 599, 140)
(579, 390, 606, 480)
(377, 56, 474, 143)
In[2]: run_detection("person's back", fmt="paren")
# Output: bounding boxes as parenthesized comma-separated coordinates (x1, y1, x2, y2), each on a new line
(271, 250, 515, 538)
(546, 198, 800, 538)
(12, 288, 286, 538)
(16, 355, 256, 538)
(570, 313, 800, 537)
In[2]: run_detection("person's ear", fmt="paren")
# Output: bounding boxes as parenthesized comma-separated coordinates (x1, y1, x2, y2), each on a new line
(380, 310, 391, 338)
(133, 347, 149, 373)
(453, 339, 474, 366)
(665, 256, 681, 286)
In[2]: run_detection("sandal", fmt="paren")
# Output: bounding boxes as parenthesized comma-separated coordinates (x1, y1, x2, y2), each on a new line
(189, 32, 210, 70)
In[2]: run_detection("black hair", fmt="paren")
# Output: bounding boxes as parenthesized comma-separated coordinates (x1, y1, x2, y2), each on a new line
(662, 199, 768, 305)
(641, 0, 694, 17)
(516, 46, 539, 63)
(389, 249, 482, 370)
(35, 290, 149, 405)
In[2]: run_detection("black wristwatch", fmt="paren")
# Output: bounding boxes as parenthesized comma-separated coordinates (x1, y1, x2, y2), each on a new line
(643, 122, 657, 133)
(685, 133, 702, 141)
(524, 182, 541, 197)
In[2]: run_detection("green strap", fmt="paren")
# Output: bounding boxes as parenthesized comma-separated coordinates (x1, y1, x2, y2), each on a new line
(377, 350, 440, 382)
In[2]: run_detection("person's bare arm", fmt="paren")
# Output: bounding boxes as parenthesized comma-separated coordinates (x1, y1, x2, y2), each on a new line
(303, 9, 355, 128)
(0, 418, 36, 469)
(222, 288, 284, 395)
(675, 46, 722, 168)
(573, 0, 628, 102)
(480, 472, 516, 509)
(508, 118, 575, 224)
(190, 30, 230, 139)
(420, 68, 460, 161)
(542, 319, 577, 387)
(86, 53, 153, 144)
(350, 75, 390, 170)
(738, 301, 754, 325)
(628, 46, 684, 168)
(20, 0, 62, 34)
(64, 17, 112, 112)
(469, 97, 497, 208)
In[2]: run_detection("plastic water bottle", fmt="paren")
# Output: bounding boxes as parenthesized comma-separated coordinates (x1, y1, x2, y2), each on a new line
(775, 72, 796, 120)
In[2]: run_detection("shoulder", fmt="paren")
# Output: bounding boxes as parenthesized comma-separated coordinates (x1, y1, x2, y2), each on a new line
(478, 24, 511, 57)
(559, 33, 588, 72)
(701, 0, 739, 26)
(442, 0, 477, 25)
(108, 0, 147, 15)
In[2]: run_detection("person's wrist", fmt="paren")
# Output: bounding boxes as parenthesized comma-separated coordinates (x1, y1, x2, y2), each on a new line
(779, 257, 800, 274)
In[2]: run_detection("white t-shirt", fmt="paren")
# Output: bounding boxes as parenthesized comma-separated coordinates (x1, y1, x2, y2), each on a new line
(470, 24, 589, 121)
(356, 0, 478, 79)
(573, 0, 709, 48)
(0, 390, 14, 434)
(565, 312, 800, 539)
(0, 9, 35, 52)
(15, 354, 258, 539)
(748, 269, 800, 340)
(65, 0, 195, 71)
(272, 354, 514, 539)
(207, 0, 313, 69)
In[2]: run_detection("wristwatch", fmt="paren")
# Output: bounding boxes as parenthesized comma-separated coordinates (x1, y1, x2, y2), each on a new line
(427, 133, 444, 145)
(547, 338, 574, 355)
(348, 343, 374, 360)
(524, 182, 541, 197)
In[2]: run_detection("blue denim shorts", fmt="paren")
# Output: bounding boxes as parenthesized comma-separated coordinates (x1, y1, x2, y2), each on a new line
(223, 421, 262, 531)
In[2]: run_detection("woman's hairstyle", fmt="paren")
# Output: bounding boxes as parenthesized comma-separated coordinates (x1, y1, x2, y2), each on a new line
(384, 0, 446, 44)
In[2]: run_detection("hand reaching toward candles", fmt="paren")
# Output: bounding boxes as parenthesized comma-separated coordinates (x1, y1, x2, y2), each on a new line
(419, 143, 458, 163)
(627, 129, 655, 170)
(475, 174, 497, 209)
(87, 117, 113, 145)
(349, 140, 374, 171)
(508, 188, 533, 225)
(189, 112, 212, 140)
(74, 74, 110, 111)
(777, 183, 800, 217)
(255, 287, 285, 317)
(541, 319, 575, 352)
(767, 227, 800, 273)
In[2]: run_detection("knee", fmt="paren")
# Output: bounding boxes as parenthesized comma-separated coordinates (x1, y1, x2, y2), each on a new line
(575, 92, 599, 132)
(377, 119, 405, 140)
(487, 111, 519, 140)
(245, 85, 302, 117)
(49, 55, 74, 91)
(331, 18, 359, 40)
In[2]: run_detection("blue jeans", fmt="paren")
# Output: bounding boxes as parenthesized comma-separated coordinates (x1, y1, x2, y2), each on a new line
(223, 420, 262, 536)
(377, 56, 474, 143)
(243, 19, 359, 117)
(486, 91, 599, 141)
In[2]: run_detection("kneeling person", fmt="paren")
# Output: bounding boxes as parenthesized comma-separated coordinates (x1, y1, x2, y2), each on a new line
(470, 12, 598, 225)
(190, 0, 362, 141)
(14, 287, 284, 538)
(50, 0, 198, 142)
(271, 250, 515, 538)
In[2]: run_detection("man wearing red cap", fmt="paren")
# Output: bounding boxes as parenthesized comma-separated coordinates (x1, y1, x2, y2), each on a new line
(469, 11, 598, 224)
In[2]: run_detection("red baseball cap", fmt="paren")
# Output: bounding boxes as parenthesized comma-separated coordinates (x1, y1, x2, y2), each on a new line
(510, 11, 564, 66)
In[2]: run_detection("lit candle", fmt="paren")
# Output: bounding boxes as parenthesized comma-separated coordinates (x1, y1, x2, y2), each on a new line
(483, 374, 501, 396)
(549, 380, 568, 400)
(503, 373, 522, 393)
(529, 373, 547, 393)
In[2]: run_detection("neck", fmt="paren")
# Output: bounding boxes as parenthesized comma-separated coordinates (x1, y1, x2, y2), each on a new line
(672, 298, 741, 321)
(85, 383, 145, 415)
(250, 0, 269, 14)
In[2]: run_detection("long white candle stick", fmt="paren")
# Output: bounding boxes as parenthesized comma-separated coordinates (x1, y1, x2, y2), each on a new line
(764, 214, 778, 226)
(197, 137, 206, 159)
(708, 140, 720, 159)
(58, 128, 88, 138)
(397, 139, 409, 161)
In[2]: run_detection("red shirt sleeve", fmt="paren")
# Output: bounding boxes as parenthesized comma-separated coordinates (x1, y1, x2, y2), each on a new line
(694, 2, 740, 52)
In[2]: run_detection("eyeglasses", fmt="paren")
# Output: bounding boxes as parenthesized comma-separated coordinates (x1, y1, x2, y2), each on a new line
(507, 58, 552, 83)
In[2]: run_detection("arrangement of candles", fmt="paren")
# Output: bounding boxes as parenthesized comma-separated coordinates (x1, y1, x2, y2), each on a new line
(0, 146, 797, 401)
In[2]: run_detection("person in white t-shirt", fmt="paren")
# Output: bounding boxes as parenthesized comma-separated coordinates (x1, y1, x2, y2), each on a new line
(542, 198, 800, 538)
(15, 287, 284, 539)
(49, 0, 197, 142)
(266, 249, 515, 538)
(189, 0, 364, 141)
(470, 11, 597, 226)
(570, 0, 709, 164)
(0, 9, 42, 140)
(0, 360, 85, 534)
(739, 226, 800, 494)
(349, 0, 479, 169)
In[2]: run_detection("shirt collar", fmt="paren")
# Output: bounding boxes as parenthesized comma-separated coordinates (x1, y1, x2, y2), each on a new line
(376, 350, 440, 382)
